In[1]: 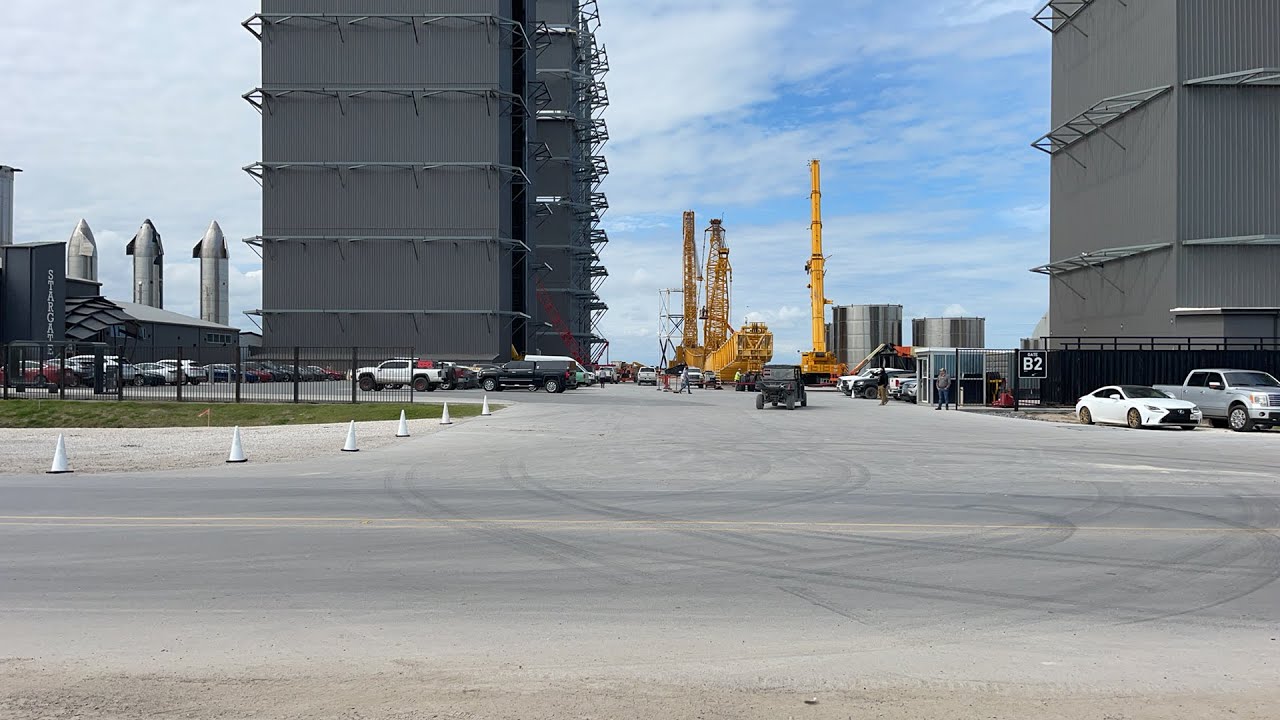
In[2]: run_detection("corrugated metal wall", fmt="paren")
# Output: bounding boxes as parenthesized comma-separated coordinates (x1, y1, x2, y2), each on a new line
(911, 317, 985, 349)
(1047, 0, 1280, 341)
(255, 0, 532, 358)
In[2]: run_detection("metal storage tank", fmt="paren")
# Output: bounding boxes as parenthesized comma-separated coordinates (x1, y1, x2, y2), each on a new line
(912, 317, 986, 348)
(832, 304, 903, 367)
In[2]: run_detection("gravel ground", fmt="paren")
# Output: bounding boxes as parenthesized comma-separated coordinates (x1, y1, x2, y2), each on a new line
(0, 414, 473, 475)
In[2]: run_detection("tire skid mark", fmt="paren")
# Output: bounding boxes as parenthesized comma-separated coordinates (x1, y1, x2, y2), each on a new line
(777, 585, 869, 625)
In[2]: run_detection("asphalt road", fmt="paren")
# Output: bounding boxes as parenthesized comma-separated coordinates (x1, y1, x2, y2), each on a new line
(2, 384, 1278, 717)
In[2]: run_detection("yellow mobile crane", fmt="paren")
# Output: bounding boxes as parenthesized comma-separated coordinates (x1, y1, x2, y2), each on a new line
(800, 159, 839, 385)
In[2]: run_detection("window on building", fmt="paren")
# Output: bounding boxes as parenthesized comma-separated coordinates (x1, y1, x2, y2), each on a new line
(204, 332, 234, 345)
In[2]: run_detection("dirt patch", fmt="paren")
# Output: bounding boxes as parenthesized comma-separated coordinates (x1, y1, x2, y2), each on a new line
(1, 666, 1274, 720)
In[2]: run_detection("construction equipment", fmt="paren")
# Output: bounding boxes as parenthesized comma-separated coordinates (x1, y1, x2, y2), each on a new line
(848, 343, 914, 376)
(704, 321, 773, 380)
(673, 211, 705, 370)
(702, 219, 731, 352)
(800, 159, 839, 385)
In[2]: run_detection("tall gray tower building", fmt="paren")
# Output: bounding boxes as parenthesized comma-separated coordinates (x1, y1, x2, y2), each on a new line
(126, 219, 164, 309)
(1032, 1, 1280, 341)
(531, 0, 610, 360)
(0, 165, 18, 247)
(244, 1, 551, 360)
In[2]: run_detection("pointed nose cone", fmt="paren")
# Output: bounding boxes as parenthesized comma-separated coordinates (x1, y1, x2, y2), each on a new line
(67, 219, 99, 281)
(193, 220, 229, 259)
(126, 219, 163, 257)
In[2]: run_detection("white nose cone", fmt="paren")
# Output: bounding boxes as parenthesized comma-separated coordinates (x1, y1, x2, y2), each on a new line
(66, 219, 99, 281)
(193, 220, 229, 325)
(126, 219, 164, 308)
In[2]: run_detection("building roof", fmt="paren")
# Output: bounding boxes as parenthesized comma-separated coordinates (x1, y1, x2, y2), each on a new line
(66, 296, 140, 342)
(113, 300, 236, 330)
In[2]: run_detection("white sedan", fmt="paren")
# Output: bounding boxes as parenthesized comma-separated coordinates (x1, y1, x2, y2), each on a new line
(1076, 385, 1202, 430)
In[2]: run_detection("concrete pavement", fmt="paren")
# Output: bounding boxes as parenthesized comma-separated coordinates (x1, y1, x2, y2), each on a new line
(1, 384, 1278, 718)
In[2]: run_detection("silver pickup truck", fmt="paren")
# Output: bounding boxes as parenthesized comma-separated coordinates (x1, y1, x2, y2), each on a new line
(1154, 369, 1280, 432)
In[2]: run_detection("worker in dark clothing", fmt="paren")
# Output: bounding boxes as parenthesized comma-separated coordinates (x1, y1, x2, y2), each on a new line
(877, 368, 890, 405)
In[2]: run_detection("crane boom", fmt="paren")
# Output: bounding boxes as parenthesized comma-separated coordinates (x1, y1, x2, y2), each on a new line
(800, 159, 839, 384)
(703, 219, 731, 352)
(808, 159, 828, 354)
(681, 210, 700, 351)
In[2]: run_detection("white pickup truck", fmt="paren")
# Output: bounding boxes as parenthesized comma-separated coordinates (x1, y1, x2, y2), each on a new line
(1154, 368, 1280, 432)
(355, 358, 451, 393)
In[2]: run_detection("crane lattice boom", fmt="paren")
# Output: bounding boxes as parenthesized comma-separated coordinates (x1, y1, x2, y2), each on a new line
(702, 219, 731, 352)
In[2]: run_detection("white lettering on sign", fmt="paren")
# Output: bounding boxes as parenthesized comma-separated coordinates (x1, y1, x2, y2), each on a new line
(46, 269, 57, 354)
(1018, 351, 1047, 378)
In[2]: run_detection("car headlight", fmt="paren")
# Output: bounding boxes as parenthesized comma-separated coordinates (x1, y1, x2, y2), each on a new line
(1250, 394, 1270, 406)
(1144, 405, 1164, 413)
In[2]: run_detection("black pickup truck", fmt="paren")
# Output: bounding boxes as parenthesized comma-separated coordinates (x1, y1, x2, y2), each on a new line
(479, 360, 578, 394)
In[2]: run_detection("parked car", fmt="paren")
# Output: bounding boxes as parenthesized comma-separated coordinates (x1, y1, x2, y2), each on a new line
(887, 373, 916, 399)
(595, 366, 617, 384)
(133, 362, 179, 385)
(1076, 385, 1202, 430)
(899, 378, 918, 403)
(3, 361, 78, 389)
(687, 367, 704, 388)
(205, 364, 259, 383)
(478, 360, 578, 393)
(703, 370, 722, 389)
(636, 366, 658, 386)
(850, 369, 912, 399)
(1154, 369, 1280, 432)
(66, 354, 138, 383)
(305, 366, 335, 381)
(355, 358, 451, 392)
(243, 362, 277, 382)
(157, 359, 207, 385)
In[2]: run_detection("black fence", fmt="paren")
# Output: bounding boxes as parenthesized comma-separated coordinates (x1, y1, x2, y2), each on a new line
(1043, 349, 1280, 406)
(1, 344, 489, 404)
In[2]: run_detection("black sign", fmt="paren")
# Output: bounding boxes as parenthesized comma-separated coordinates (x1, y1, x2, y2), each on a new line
(1018, 350, 1048, 379)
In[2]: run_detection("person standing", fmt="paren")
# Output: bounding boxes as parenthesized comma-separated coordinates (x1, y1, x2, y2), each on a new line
(935, 368, 951, 410)
(877, 368, 890, 405)
(680, 366, 692, 394)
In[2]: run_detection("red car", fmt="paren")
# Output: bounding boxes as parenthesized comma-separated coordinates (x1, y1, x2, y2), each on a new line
(1, 361, 78, 389)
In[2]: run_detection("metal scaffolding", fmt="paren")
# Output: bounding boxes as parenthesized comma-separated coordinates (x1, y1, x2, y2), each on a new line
(533, 1, 611, 363)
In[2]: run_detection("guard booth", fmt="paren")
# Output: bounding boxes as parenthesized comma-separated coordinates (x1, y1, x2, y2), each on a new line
(913, 348, 1017, 407)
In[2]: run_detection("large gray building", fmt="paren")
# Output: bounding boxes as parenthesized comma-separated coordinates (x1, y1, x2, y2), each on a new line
(1032, 1, 1280, 342)
(244, 1, 609, 362)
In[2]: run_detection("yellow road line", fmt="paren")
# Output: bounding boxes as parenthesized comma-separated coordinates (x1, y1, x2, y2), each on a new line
(0, 516, 1273, 534)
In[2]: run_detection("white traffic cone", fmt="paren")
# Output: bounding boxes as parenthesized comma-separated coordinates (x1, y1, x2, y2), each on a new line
(439, 402, 453, 426)
(341, 420, 359, 452)
(396, 409, 410, 438)
(226, 426, 247, 463)
(481, 396, 492, 416)
(47, 434, 72, 474)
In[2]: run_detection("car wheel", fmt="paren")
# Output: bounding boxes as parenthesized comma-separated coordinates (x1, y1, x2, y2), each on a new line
(755, 393, 764, 410)
(1079, 407, 1093, 425)
(133, 376, 146, 387)
(1228, 404, 1254, 432)
(482, 378, 498, 393)
(358, 376, 375, 392)
(412, 377, 430, 393)
(863, 387, 878, 400)
(545, 378, 561, 394)
(439, 380, 454, 391)
(190, 379, 201, 386)
(1126, 408, 1143, 429)
(786, 395, 795, 410)
(800, 396, 807, 407)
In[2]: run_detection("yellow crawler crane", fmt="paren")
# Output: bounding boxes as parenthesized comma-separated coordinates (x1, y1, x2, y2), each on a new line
(800, 159, 839, 385)
(674, 210, 705, 369)
(697, 218, 774, 380)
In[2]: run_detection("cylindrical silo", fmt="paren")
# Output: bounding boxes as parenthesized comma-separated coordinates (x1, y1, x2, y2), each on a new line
(911, 317, 986, 348)
(832, 304, 903, 367)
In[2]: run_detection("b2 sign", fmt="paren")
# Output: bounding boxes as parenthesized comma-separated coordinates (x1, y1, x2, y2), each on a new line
(1018, 351, 1048, 379)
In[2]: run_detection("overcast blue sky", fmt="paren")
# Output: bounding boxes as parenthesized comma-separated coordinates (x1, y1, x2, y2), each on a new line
(1, 1, 1051, 364)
